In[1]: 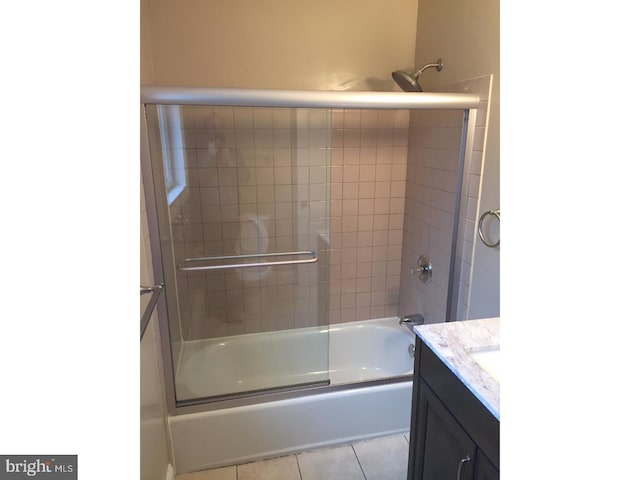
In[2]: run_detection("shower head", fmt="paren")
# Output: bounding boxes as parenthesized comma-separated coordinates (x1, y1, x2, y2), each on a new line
(392, 58, 444, 92)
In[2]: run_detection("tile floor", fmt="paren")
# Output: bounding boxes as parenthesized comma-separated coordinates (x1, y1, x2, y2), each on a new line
(175, 432, 410, 480)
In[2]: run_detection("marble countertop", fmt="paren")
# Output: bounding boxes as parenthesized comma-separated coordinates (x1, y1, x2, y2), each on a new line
(413, 317, 500, 420)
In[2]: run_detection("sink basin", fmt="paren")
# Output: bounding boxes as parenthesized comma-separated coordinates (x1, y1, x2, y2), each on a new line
(468, 346, 500, 382)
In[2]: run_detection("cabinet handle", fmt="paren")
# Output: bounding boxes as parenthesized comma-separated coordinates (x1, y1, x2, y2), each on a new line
(456, 455, 470, 480)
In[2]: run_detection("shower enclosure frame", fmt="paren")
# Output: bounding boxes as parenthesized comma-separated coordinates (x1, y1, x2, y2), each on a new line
(140, 86, 481, 416)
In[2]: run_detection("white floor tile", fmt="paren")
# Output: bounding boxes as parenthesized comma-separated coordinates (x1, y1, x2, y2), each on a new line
(237, 455, 301, 480)
(176, 433, 411, 480)
(352, 434, 409, 480)
(297, 445, 365, 480)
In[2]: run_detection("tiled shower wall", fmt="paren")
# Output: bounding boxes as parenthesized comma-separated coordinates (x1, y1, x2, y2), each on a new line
(398, 75, 492, 323)
(147, 106, 411, 340)
(398, 108, 465, 323)
(327, 109, 410, 323)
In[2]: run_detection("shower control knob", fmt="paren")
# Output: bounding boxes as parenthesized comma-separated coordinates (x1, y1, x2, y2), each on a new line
(410, 255, 433, 283)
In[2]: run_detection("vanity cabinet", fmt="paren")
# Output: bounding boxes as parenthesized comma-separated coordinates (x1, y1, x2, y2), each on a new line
(408, 337, 499, 479)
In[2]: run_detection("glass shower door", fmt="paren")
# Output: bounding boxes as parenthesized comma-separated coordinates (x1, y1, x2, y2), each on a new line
(145, 103, 331, 402)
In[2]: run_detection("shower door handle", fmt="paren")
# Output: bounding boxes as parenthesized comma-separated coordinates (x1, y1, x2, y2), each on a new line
(177, 251, 318, 272)
(141, 284, 163, 295)
(140, 283, 164, 341)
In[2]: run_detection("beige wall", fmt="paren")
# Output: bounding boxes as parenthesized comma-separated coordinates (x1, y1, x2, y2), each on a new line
(142, 0, 418, 91)
(141, 0, 155, 84)
(140, 316, 171, 480)
(414, 0, 500, 318)
(140, 169, 171, 479)
(415, 0, 499, 91)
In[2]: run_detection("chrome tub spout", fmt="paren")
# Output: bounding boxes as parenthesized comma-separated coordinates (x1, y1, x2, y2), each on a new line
(399, 314, 424, 331)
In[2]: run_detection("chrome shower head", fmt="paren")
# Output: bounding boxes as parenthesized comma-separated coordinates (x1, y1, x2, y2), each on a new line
(392, 70, 422, 92)
(392, 58, 444, 92)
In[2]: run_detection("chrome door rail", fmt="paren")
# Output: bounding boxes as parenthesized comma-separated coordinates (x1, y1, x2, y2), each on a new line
(141, 86, 480, 110)
(177, 251, 318, 272)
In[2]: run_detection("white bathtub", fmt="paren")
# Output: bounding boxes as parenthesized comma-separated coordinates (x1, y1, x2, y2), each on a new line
(169, 317, 416, 474)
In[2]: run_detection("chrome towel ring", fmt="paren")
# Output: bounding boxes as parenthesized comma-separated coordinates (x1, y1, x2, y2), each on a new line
(478, 209, 500, 248)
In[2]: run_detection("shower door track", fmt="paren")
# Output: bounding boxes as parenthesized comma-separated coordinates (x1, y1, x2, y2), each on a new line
(176, 374, 413, 415)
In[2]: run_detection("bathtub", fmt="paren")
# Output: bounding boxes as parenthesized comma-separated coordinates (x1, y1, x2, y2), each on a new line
(169, 317, 416, 474)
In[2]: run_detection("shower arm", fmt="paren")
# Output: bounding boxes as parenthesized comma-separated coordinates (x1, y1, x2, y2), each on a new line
(416, 58, 444, 75)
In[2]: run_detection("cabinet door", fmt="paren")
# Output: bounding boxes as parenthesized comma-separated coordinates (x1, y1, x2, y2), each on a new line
(415, 377, 477, 479)
(474, 450, 499, 480)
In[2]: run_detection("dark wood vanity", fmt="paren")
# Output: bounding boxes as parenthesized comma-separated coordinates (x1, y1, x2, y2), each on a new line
(408, 322, 499, 479)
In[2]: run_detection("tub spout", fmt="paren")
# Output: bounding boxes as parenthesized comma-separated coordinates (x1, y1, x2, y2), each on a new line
(399, 314, 424, 328)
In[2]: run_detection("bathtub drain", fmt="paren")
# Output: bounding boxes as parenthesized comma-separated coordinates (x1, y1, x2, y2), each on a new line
(408, 343, 415, 358)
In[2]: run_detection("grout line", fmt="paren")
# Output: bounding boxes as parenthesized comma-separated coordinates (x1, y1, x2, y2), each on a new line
(295, 453, 303, 480)
(195, 434, 412, 479)
(351, 444, 368, 480)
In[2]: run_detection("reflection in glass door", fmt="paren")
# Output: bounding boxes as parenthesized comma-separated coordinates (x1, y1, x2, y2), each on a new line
(145, 104, 331, 402)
